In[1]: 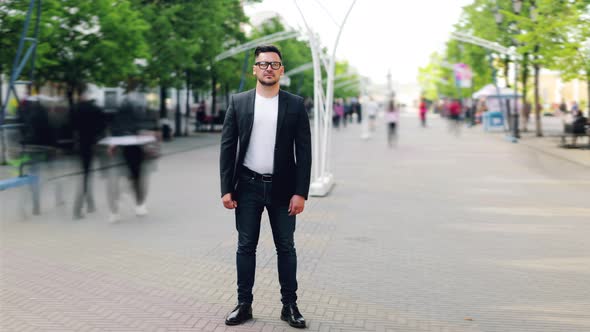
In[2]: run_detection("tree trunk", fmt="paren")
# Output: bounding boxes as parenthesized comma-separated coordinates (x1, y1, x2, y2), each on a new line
(0, 66, 4, 165)
(225, 83, 230, 109)
(587, 74, 590, 117)
(185, 71, 190, 136)
(504, 56, 511, 88)
(159, 85, 167, 118)
(66, 85, 75, 111)
(521, 53, 529, 132)
(0, 66, 4, 109)
(175, 87, 181, 137)
(211, 73, 217, 132)
(75, 86, 85, 104)
(534, 62, 543, 137)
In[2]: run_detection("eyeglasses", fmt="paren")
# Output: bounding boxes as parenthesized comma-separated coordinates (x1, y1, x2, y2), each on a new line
(255, 61, 282, 70)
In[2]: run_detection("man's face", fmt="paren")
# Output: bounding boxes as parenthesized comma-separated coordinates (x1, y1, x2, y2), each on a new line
(253, 52, 284, 87)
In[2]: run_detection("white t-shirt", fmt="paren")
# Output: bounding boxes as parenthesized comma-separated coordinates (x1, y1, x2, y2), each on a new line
(366, 101, 378, 117)
(243, 93, 279, 174)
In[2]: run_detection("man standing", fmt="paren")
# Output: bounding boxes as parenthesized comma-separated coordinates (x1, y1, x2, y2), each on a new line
(219, 45, 311, 328)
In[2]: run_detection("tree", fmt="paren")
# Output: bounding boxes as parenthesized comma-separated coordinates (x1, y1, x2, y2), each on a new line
(0, 0, 39, 106)
(188, 0, 249, 120)
(457, 0, 514, 88)
(418, 52, 445, 101)
(532, 0, 590, 116)
(507, 0, 583, 136)
(135, 1, 188, 118)
(20, 0, 150, 108)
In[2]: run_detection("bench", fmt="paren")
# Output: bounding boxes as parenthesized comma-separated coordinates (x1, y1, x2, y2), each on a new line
(195, 111, 225, 132)
(560, 124, 590, 149)
(0, 162, 40, 215)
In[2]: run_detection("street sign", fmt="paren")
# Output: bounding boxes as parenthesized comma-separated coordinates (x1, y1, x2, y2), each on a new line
(453, 63, 473, 88)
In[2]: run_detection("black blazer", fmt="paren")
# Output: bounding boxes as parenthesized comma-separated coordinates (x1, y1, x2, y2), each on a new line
(220, 89, 312, 202)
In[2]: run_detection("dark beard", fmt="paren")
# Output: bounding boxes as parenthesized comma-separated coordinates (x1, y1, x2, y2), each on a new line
(258, 77, 278, 86)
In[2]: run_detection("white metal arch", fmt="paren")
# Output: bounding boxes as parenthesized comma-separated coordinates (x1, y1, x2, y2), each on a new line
(214, 30, 300, 62)
(294, 0, 358, 197)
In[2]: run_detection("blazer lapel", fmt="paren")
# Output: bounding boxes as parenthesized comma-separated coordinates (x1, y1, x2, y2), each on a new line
(242, 90, 256, 147)
(275, 90, 288, 144)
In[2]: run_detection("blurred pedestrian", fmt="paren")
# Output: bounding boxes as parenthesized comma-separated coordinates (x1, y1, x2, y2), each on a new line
(333, 100, 344, 129)
(343, 100, 351, 127)
(72, 91, 106, 220)
(448, 99, 462, 136)
(104, 99, 155, 223)
(559, 99, 568, 115)
(353, 97, 362, 123)
(571, 109, 588, 146)
(571, 101, 579, 113)
(194, 100, 206, 132)
(419, 97, 428, 127)
(366, 97, 378, 132)
(219, 45, 311, 329)
(385, 100, 399, 147)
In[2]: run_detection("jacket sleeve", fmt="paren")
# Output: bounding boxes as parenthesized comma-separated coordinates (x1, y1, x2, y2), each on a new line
(294, 97, 312, 199)
(219, 95, 239, 197)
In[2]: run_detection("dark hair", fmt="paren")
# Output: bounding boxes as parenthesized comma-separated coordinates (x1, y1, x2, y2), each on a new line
(254, 45, 282, 60)
(388, 100, 395, 111)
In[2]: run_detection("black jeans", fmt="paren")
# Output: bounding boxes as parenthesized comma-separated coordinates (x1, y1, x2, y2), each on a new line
(122, 145, 145, 204)
(73, 145, 96, 216)
(387, 122, 397, 146)
(234, 171, 298, 305)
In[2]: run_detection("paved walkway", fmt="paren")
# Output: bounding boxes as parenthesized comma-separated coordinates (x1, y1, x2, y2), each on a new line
(1, 113, 589, 331)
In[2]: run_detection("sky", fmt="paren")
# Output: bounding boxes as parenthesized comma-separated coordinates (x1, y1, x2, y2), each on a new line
(244, 0, 474, 87)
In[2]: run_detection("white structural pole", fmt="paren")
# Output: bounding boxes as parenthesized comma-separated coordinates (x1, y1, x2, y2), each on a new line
(294, 0, 357, 197)
(322, 0, 357, 177)
(294, 2, 322, 194)
(360, 78, 371, 140)
(310, 33, 323, 183)
(334, 79, 360, 90)
(214, 31, 299, 62)
(284, 62, 314, 77)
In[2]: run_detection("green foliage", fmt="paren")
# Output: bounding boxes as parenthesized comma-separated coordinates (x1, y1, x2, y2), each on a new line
(0, 0, 22, 76)
(333, 60, 361, 99)
(526, 1, 590, 82)
(423, 0, 589, 106)
(6, 154, 30, 176)
(1, 0, 361, 108)
(36, 0, 147, 96)
(418, 52, 445, 100)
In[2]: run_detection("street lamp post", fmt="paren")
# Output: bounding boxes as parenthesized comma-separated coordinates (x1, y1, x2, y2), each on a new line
(494, 1, 521, 141)
(493, 7, 511, 134)
(511, 0, 521, 139)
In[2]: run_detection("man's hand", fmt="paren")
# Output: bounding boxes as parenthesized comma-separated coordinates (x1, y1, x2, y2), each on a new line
(288, 195, 305, 216)
(222, 193, 237, 209)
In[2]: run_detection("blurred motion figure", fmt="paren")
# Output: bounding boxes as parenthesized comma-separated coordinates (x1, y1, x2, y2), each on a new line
(72, 91, 106, 219)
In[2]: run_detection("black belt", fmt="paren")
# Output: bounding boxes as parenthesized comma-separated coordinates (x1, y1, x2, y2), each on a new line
(242, 167, 273, 182)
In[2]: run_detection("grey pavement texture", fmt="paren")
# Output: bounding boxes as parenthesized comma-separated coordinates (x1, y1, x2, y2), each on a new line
(1, 113, 590, 332)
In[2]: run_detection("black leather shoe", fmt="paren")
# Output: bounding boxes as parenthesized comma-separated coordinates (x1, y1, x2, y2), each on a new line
(225, 303, 253, 326)
(280, 303, 306, 328)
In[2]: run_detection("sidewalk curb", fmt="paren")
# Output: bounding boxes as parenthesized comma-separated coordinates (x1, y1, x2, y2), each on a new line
(484, 128, 590, 168)
(518, 139, 590, 169)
